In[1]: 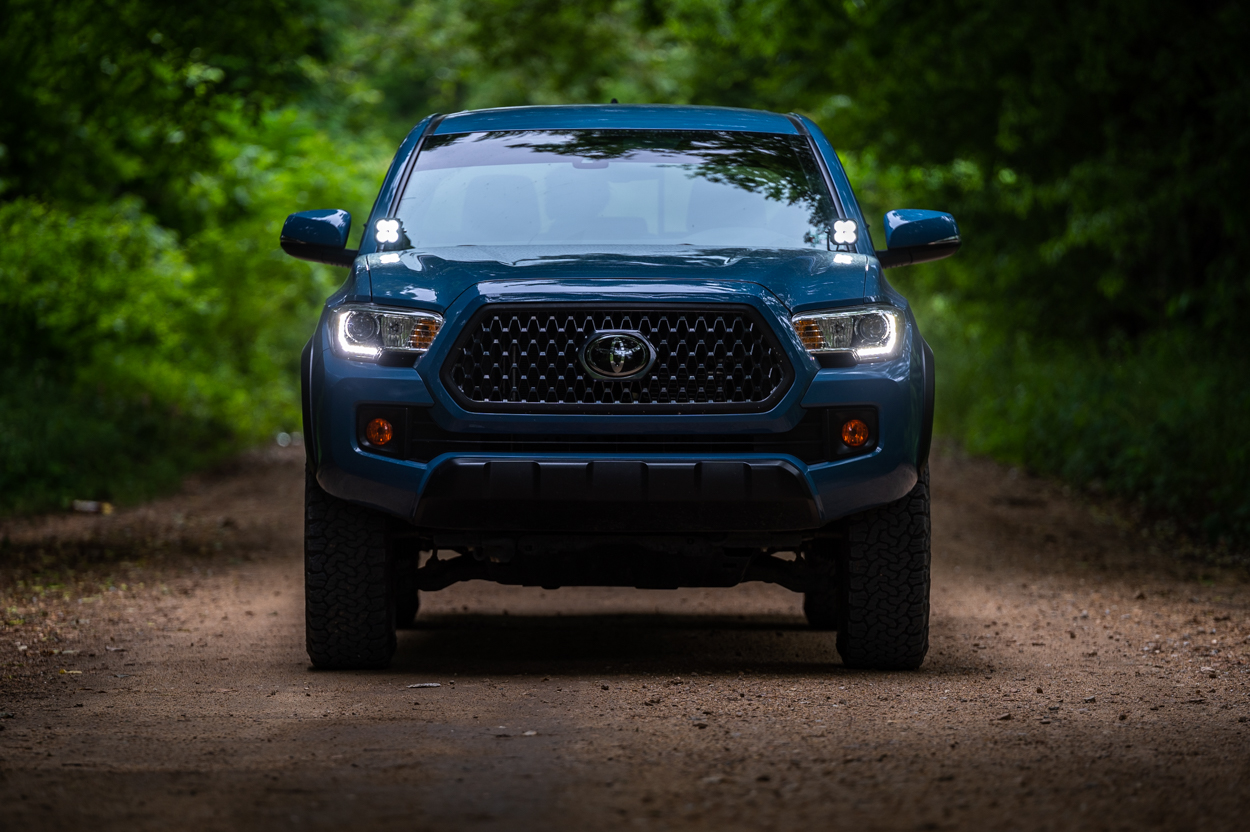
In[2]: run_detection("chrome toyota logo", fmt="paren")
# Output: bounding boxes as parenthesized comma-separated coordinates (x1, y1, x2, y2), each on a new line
(580, 331, 656, 381)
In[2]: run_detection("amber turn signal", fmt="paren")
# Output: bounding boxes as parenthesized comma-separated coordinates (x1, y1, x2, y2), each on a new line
(366, 417, 394, 446)
(794, 319, 824, 351)
(409, 319, 439, 351)
(841, 418, 870, 448)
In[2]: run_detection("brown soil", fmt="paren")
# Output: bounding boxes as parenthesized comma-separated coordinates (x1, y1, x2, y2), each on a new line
(1, 446, 1248, 831)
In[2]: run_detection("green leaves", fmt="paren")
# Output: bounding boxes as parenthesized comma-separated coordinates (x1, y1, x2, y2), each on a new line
(926, 312, 1250, 543)
(0, 1, 369, 513)
(0, 0, 327, 222)
(0, 106, 384, 513)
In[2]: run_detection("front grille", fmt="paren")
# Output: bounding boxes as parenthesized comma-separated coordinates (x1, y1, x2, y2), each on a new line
(441, 304, 793, 413)
(356, 406, 878, 465)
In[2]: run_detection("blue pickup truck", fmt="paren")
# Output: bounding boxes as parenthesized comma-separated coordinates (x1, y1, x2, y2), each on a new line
(281, 105, 959, 671)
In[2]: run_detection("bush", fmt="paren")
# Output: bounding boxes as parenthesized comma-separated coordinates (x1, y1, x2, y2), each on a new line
(0, 110, 388, 514)
(0, 198, 229, 510)
(920, 300, 1250, 543)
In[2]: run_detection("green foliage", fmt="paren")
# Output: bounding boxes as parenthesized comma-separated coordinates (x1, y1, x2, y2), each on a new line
(0, 0, 389, 513)
(0, 110, 386, 512)
(921, 301, 1250, 542)
(0, 0, 328, 227)
(0, 198, 223, 510)
(313, 0, 689, 136)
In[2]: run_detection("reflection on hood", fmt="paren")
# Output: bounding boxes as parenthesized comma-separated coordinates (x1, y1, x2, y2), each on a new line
(365, 246, 873, 312)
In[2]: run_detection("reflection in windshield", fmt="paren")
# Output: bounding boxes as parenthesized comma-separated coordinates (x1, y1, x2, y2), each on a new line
(395, 130, 839, 250)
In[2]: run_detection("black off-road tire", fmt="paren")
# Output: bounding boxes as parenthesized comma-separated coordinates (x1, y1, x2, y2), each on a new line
(803, 468, 931, 669)
(836, 468, 931, 669)
(304, 470, 397, 669)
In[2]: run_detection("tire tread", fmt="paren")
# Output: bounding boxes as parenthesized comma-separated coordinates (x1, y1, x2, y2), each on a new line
(835, 468, 931, 670)
(304, 471, 396, 669)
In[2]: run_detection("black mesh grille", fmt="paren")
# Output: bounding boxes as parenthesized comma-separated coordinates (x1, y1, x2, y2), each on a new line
(441, 304, 793, 413)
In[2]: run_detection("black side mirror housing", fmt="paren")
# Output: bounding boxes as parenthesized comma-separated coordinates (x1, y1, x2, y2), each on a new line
(280, 209, 357, 267)
(876, 210, 961, 269)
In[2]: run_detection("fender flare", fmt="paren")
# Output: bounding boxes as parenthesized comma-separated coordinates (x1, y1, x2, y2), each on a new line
(917, 337, 936, 473)
(300, 336, 317, 470)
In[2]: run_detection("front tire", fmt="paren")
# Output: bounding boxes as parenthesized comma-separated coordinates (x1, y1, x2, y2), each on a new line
(803, 468, 931, 670)
(304, 471, 397, 669)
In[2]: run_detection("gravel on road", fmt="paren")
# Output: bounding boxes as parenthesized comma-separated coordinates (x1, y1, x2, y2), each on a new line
(1, 446, 1248, 831)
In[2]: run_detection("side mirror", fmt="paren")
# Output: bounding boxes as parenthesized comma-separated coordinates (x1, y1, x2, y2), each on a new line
(876, 209, 960, 269)
(280, 209, 357, 267)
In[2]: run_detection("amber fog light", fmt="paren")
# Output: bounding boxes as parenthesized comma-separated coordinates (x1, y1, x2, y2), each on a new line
(841, 418, 870, 448)
(366, 417, 394, 446)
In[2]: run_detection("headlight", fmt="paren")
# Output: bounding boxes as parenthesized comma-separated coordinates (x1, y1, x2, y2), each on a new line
(791, 305, 905, 362)
(330, 305, 443, 361)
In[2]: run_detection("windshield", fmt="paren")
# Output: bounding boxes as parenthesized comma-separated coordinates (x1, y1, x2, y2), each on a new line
(393, 129, 838, 250)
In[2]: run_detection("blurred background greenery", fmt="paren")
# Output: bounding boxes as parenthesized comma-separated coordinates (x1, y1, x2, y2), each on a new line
(2, 0, 1246, 546)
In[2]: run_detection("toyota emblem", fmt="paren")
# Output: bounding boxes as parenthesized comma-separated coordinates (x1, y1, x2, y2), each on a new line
(579, 331, 656, 381)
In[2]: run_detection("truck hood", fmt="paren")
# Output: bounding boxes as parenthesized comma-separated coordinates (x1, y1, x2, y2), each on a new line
(361, 245, 878, 313)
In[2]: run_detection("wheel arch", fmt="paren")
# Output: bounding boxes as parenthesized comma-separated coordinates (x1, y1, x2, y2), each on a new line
(917, 336, 936, 473)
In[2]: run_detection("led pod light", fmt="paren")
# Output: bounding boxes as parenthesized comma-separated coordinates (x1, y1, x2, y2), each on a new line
(331, 304, 443, 361)
(792, 305, 905, 361)
(373, 217, 410, 252)
(375, 219, 402, 244)
(832, 219, 858, 245)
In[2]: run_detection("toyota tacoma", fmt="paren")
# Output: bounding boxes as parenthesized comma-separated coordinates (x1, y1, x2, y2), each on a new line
(280, 105, 959, 671)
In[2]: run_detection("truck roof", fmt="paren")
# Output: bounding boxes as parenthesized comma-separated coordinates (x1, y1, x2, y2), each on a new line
(432, 104, 800, 135)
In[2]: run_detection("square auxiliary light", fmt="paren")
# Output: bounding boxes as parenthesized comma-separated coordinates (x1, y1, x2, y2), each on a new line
(832, 220, 858, 245)
(375, 219, 402, 244)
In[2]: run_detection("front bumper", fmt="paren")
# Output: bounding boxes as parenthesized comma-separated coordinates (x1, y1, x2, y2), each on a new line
(305, 283, 927, 534)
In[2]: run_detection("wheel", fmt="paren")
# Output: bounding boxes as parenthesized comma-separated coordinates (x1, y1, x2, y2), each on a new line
(395, 549, 420, 629)
(304, 470, 397, 669)
(803, 468, 931, 670)
(838, 467, 931, 669)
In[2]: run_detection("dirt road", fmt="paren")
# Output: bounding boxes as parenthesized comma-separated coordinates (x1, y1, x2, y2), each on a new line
(1, 447, 1248, 831)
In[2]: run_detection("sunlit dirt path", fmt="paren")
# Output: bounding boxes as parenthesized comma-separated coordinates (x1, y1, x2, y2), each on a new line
(1, 447, 1248, 831)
